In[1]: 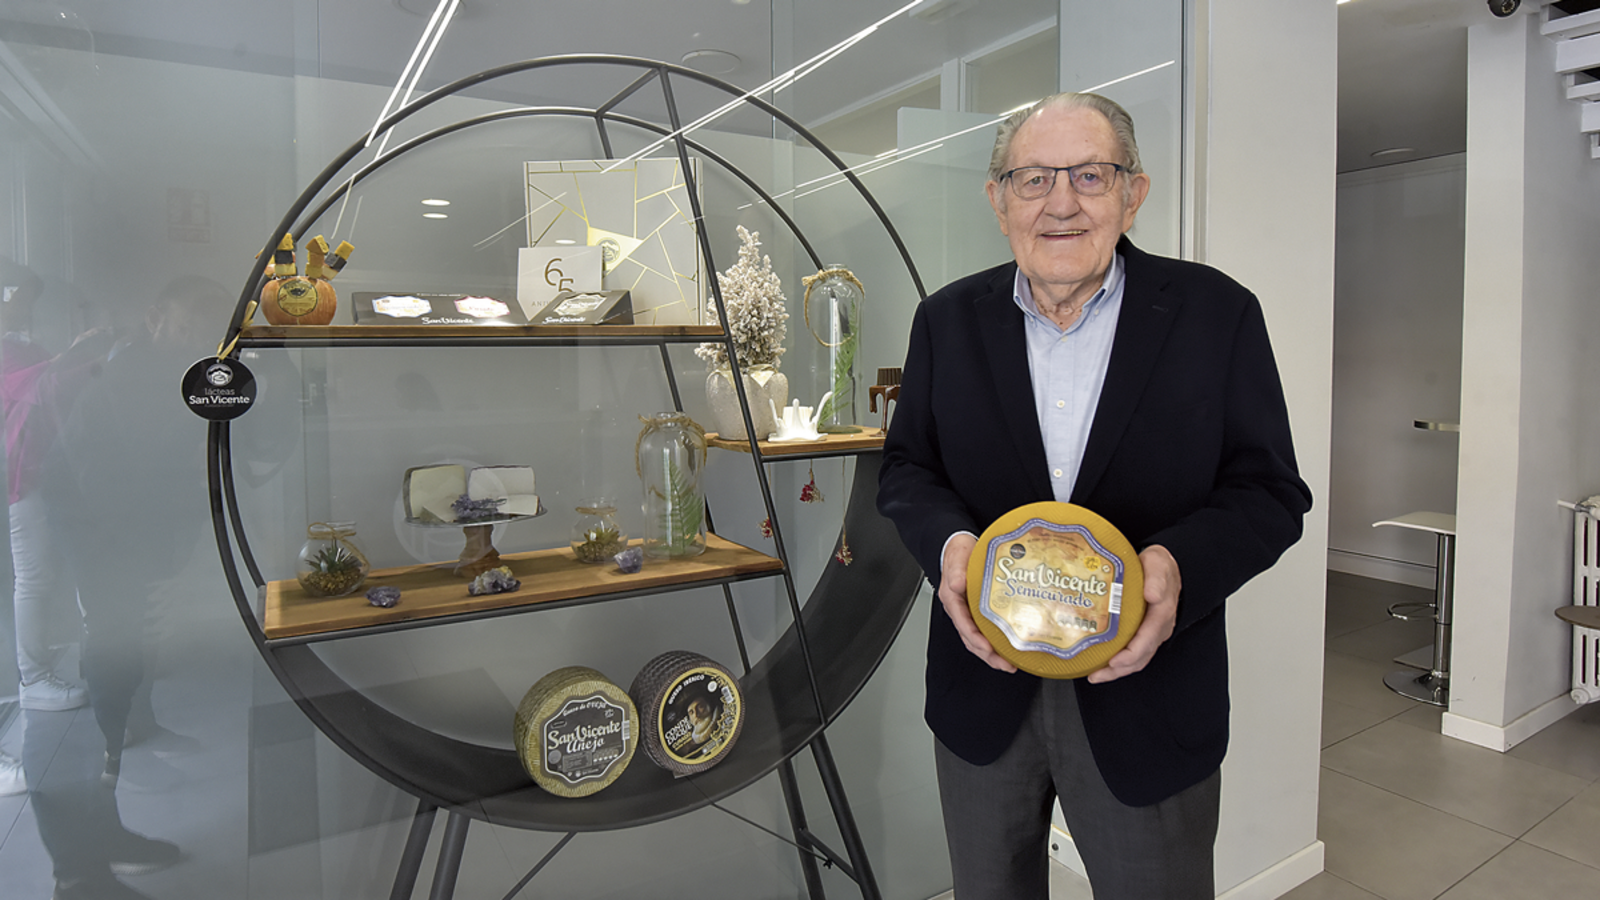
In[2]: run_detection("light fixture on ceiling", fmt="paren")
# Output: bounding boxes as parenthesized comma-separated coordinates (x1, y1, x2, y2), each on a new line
(423, 212, 449, 219)
(1371, 147, 1416, 158)
(681, 49, 741, 75)
(555, 239, 577, 245)
(422, 198, 450, 206)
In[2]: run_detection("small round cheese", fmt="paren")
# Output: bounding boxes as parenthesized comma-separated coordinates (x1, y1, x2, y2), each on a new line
(629, 651, 744, 777)
(514, 666, 637, 798)
(966, 502, 1145, 679)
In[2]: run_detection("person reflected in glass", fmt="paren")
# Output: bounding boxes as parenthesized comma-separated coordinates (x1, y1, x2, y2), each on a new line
(24, 278, 222, 898)
(1, 259, 106, 802)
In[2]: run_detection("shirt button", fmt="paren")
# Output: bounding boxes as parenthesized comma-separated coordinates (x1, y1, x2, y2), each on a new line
(1053, 468, 1064, 478)
(1055, 399, 1065, 409)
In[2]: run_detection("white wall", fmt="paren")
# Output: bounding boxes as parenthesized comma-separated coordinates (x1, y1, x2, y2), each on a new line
(1329, 156, 1465, 587)
(1449, 11, 1600, 749)
(1198, 0, 1337, 896)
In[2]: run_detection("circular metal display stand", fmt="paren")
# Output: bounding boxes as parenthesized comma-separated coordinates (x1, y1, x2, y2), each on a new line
(208, 55, 929, 900)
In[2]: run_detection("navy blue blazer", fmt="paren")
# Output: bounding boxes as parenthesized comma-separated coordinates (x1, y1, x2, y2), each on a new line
(878, 237, 1312, 807)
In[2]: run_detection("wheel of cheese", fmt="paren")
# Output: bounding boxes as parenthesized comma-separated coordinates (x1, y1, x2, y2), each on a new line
(629, 651, 744, 777)
(513, 666, 637, 798)
(966, 502, 1145, 679)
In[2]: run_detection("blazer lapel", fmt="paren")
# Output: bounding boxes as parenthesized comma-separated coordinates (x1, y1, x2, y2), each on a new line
(1072, 239, 1181, 502)
(974, 265, 1053, 499)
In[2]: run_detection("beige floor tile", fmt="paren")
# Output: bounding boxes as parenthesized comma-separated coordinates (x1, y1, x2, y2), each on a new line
(1325, 588, 1400, 641)
(1322, 698, 1391, 749)
(1507, 700, 1600, 782)
(1279, 871, 1384, 899)
(1319, 769, 1511, 900)
(1523, 781, 1600, 870)
(1322, 720, 1589, 836)
(1326, 617, 1436, 666)
(1390, 702, 1444, 734)
(1324, 651, 1425, 717)
(1436, 841, 1600, 899)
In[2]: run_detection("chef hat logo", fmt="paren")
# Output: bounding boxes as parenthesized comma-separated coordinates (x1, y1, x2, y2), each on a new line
(205, 362, 234, 387)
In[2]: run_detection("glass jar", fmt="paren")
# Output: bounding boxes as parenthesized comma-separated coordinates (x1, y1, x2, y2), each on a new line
(296, 521, 371, 598)
(570, 498, 628, 564)
(803, 265, 864, 428)
(636, 412, 707, 559)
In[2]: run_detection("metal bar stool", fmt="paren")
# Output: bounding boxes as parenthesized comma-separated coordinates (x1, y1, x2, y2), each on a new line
(1372, 511, 1456, 707)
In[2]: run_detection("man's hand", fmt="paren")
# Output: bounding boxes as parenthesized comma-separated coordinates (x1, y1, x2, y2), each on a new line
(1087, 544, 1180, 684)
(938, 533, 1017, 673)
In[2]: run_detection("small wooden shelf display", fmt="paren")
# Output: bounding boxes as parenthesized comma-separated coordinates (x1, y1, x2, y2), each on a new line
(263, 534, 781, 642)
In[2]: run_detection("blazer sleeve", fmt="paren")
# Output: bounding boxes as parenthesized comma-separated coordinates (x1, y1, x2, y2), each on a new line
(1143, 294, 1311, 633)
(877, 300, 978, 584)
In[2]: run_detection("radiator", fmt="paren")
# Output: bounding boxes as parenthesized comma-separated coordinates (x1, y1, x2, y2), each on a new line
(1569, 509, 1600, 704)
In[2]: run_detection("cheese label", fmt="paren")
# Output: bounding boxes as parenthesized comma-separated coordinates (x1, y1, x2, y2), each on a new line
(276, 278, 318, 316)
(541, 692, 631, 787)
(657, 667, 740, 766)
(977, 519, 1125, 660)
(967, 502, 1145, 678)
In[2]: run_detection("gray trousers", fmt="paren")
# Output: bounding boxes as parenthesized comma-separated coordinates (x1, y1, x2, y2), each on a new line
(933, 677, 1220, 900)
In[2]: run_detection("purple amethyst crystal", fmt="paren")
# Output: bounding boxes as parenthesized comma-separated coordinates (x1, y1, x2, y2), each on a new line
(451, 494, 505, 522)
(366, 586, 401, 608)
(614, 546, 643, 574)
(467, 566, 521, 596)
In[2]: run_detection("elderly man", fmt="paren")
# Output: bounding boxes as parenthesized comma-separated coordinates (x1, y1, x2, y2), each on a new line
(878, 92, 1311, 898)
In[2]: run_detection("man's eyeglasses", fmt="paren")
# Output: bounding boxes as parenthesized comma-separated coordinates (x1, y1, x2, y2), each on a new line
(1000, 163, 1126, 200)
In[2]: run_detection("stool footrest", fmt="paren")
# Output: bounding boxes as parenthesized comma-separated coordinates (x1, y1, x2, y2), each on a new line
(1388, 601, 1437, 622)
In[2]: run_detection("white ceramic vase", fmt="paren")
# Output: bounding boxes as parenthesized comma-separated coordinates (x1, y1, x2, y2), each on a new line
(706, 366, 787, 441)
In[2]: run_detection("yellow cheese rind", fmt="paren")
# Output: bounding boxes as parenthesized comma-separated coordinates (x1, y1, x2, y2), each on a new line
(629, 651, 744, 777)
(966, 502, 1145, 679)
(513, 666, 637, 798)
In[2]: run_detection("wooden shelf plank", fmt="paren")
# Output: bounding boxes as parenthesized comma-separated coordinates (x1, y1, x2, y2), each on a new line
(263, 534, 781, 641)
(240, 323, 723, 343)
(706, 430, 885, 457)
(1557, 605, 1600, 630)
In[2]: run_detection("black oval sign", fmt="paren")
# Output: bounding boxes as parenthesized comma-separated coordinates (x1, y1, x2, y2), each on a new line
(182, 356, 257, 420)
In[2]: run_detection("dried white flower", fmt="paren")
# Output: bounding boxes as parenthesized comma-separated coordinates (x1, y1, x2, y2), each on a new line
(697, 226, 789, 370)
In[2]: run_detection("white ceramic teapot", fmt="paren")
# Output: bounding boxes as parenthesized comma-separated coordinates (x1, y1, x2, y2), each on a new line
(768, 392, 834, 442)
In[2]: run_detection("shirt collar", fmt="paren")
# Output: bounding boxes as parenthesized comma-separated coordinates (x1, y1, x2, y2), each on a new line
(1012, 253, 1125, 332)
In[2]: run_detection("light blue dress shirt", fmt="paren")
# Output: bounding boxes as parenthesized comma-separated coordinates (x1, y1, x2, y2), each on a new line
(940, 255, 1126, 569)
(1013, 253, 1125, 502)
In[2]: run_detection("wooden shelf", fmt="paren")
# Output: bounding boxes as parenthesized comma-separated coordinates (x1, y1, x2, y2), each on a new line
(262, 534, 782, 642)
(1557, 605, 1600, 630)
(706, 430, 885, 458)
(238, 323, 724, 348)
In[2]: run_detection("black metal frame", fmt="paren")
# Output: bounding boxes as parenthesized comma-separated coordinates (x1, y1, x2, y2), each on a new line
(208, 55, 930, 900)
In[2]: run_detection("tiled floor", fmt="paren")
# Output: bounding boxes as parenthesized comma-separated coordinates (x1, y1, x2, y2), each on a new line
(1037, 571, 1600, 900)
(1281, 572, 1600, 900)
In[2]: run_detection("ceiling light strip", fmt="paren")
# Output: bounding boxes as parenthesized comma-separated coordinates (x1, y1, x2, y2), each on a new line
(737, 59, 1176, 211)
(366, 0, 459, 150)
(604, 0, 924, 173)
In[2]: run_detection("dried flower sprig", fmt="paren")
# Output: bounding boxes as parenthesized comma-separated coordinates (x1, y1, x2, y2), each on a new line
(696, 226, 789, 371)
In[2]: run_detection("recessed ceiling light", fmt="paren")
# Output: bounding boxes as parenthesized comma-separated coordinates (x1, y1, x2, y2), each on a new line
(422, 212, 449, 219)
(422, 198, 450, 206)
(681, 49, 741, 75)
(1370, 147, 1416, 158)
(555, 239, 577, 245)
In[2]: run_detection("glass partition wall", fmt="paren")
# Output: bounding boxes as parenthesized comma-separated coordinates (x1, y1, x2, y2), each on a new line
(0, 3, 1182, 898)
